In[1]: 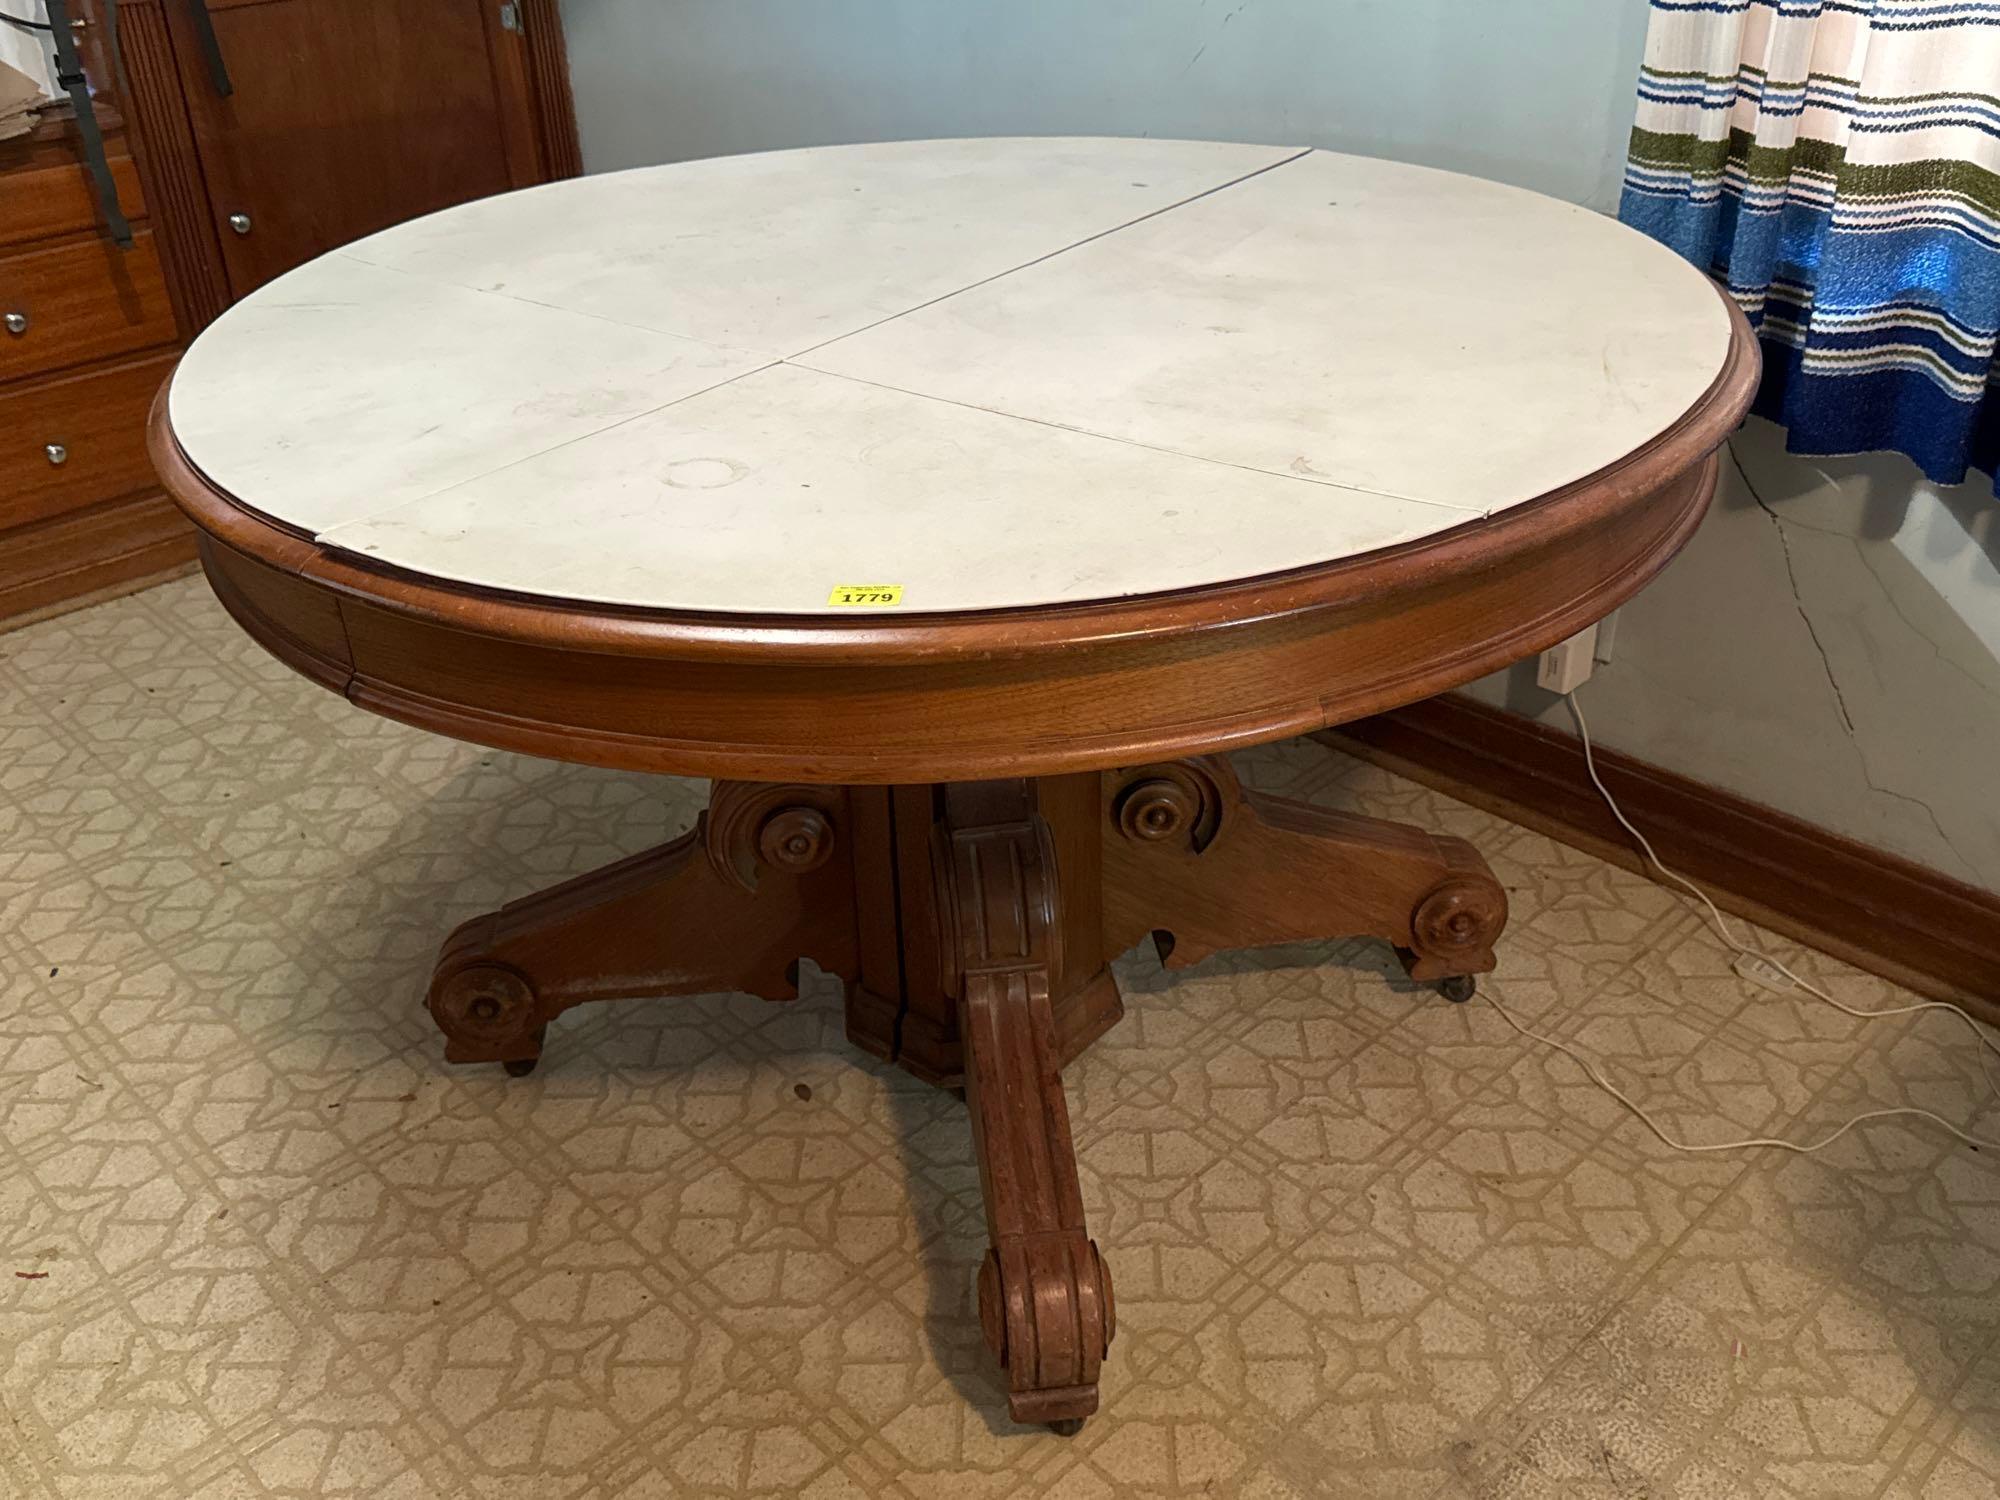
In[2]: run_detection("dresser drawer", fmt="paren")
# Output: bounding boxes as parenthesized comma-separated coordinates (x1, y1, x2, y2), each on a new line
(0, 146, 146, 252)
(0, 232, 178, 385)
(0, 353, 177, 532)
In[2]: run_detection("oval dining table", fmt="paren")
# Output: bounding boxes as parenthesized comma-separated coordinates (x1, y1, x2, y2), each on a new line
(149, 137, 1757, 1433)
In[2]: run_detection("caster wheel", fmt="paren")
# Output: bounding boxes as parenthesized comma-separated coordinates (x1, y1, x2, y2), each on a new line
(1047, 1418, 1085, 1437)
(502, 1056, 540, 1077)
(1438, 975, 1476, 1004)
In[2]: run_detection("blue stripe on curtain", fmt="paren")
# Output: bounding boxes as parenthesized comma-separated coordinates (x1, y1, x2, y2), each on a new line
(1619, 0, 2000, 485)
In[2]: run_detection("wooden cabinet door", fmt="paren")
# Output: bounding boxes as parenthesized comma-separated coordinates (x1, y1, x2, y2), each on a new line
(164, 0, 563, 297)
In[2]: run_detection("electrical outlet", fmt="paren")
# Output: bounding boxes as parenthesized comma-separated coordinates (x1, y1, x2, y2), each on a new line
(1537, 623, 1598, 694)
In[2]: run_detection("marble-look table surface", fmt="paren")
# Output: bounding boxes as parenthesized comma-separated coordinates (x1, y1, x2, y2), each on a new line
(167, 137, 1732, 615)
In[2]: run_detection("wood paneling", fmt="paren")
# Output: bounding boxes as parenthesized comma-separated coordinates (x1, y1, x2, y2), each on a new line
(1323, 693, 2000, 1019)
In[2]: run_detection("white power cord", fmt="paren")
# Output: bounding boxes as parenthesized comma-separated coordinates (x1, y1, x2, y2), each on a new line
(1471, 687, 2000, 1156)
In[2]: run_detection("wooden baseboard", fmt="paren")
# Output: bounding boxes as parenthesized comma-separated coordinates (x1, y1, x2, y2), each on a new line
(1323, 694, 2000, 1021)
(0, 491, 198, 630)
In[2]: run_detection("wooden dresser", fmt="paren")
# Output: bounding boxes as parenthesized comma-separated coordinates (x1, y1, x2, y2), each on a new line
(0, 0, 579, 629)
(1, 106, 182, 623)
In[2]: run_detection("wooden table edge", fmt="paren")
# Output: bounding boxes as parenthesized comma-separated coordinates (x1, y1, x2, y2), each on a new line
(147, 285, 1759, 783)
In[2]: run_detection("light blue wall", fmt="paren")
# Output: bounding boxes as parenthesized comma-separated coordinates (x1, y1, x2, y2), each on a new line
(560, 0, 1654, 212)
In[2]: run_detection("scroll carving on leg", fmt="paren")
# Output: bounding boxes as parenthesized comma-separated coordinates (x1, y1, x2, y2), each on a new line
(1101, 756, 1508, 999)
(935, 782, 1115, 1433)
(427, 781, 860, 1073)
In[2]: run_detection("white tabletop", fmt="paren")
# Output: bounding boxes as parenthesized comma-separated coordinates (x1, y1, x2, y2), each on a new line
(168, 138, 1733, 616)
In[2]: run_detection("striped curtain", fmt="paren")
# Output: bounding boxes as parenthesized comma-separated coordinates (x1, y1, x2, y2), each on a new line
(1620, 1, 2000, 486)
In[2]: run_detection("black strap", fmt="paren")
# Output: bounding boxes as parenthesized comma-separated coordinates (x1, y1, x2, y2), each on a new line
(38, 0, 134, 248)
(183, 0, 229, 96)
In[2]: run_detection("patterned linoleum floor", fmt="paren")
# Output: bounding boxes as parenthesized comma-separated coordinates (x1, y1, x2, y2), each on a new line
(4, 574, 2000, 1500)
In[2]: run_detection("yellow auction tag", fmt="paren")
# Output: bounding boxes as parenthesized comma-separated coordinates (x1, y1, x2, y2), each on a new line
(827, 584, 904, 607)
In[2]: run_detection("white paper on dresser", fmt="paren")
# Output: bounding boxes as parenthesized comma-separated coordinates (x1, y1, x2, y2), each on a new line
(1, 1, 59, 140)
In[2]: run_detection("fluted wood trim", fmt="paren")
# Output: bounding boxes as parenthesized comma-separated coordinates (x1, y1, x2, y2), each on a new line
(113, 0, 230, 334)
(520, 0, 582, 178)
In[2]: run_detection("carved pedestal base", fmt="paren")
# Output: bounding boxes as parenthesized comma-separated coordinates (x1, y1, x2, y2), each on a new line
(426, 759, 1507, 1429)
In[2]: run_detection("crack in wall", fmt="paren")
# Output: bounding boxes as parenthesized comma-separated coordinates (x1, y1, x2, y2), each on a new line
(1733, 482, 2000, 702)
(1727, 444, 1984, 884)
(1732, 445, 1856, 735)
(1852, 541, 2000, 705)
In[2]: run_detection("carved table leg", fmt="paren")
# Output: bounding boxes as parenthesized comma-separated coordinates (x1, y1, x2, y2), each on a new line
(419, 759, 1502, 1430)
(936, 782, 1115, 1433)
(1100, 757, 1508, 999)
(427, 783, 860, 1072)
